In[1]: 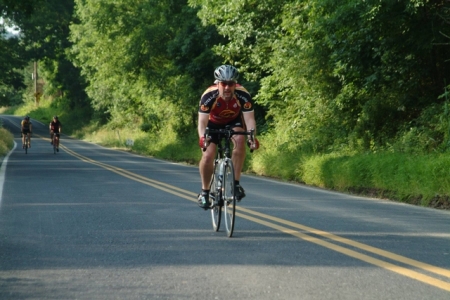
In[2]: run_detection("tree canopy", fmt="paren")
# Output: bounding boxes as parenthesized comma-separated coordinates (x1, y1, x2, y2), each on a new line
(1, 0, 450, 153)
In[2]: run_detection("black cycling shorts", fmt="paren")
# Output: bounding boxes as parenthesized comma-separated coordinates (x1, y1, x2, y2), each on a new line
(207, 115, 245, 145)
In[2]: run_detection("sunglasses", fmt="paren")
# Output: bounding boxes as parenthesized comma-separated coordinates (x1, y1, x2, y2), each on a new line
(219, 81, 236, 87)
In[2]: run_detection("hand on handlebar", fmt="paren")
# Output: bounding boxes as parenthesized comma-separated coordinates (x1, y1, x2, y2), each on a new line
(199, 136, 210, 149)
(247, 137, 260, 150)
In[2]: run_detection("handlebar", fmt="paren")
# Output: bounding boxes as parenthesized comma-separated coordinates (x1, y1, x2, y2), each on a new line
(202, 127, 255, 152)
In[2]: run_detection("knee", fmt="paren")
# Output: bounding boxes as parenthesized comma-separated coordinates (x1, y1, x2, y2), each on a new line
(202, 152, 214, 164)
(233, 136, 246, 153)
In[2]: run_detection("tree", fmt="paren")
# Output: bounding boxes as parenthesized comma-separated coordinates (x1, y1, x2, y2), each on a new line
(70, 0, 224, 131)
(0, 0, 89, 110)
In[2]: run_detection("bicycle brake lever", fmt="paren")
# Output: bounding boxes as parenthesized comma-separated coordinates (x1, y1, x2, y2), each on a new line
(202, 128, 210, 151)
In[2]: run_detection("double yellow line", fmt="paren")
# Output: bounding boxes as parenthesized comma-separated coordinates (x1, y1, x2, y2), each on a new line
(62, 144, 450, 292)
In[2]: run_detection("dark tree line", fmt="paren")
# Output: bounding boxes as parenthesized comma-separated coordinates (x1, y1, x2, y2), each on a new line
(1, 0, 450, 154)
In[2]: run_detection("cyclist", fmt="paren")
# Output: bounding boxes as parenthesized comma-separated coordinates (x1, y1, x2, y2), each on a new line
(197, 65, 260, 209)
(49, 115, 62, 151)
(20, 116, 32, 148)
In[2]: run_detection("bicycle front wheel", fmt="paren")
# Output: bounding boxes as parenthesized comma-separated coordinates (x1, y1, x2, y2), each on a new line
(223, 160, 236, 237)
(210, 161, 222, 232)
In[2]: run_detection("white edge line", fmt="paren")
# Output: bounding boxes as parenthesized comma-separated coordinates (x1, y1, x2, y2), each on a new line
(0, 141, 16, 207)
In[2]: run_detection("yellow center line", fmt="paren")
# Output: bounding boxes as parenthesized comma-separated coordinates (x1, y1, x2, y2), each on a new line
(62, 145, 196, 199)
(237, 212, 450, 292)
(61, 144, 450, 292)
(238, 207, 450, 279)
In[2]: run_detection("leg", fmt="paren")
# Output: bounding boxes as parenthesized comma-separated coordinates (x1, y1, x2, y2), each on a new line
(231, 129, 247, 200)
(199, 143, 217, 190)
(231, 129, 246, 181)
(198, 143, 217, 208)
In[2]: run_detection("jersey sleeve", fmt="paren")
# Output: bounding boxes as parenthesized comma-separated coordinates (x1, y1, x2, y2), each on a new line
(198, 86, 219, 114)
(235, 86, 254, 113)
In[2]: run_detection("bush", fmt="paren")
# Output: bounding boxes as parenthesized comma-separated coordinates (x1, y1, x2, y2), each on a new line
(0, 127, 14, 156)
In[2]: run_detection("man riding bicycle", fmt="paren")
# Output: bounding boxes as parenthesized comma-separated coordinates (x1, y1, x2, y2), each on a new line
(49, 116, 62, 151)
(21, 116, 32, 148)
(197, 65, 260, 209)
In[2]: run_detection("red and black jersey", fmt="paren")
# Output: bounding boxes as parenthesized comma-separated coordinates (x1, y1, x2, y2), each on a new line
(198, 84, 254, 125)
(50, 120, 61, 132)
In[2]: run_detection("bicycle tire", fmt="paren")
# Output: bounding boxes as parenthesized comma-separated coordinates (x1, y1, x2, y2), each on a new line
(223, 160, 236, 237)
(53, 136, 58, 154)
(210, 160, 222, 231)
(24, 136, 28, 154)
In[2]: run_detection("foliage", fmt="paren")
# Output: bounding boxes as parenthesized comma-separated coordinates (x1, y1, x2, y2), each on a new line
(191, 0, 450, 153)
(70, 0, 224, 133)
(2, 0, 450, 208)
(0, 34, 26, 90)
(0, 127, 14, 156)
(301, 152, 450, 206)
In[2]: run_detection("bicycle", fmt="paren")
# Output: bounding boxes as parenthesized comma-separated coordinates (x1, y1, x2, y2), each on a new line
(52, 132, 60, 154)
(22, 133, 30, 154)
(202, 125, 255, 237)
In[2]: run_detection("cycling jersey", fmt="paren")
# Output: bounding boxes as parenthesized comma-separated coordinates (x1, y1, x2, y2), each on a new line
(50, 120, 61, 132)
(21, 120, 32, 133)
(198, 84, 254, 125)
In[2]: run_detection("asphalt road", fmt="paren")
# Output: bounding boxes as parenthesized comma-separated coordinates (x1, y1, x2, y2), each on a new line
(0, 115, 449, 300)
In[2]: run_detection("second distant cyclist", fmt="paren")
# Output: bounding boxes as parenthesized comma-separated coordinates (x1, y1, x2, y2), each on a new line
(49, 116, 62, 151)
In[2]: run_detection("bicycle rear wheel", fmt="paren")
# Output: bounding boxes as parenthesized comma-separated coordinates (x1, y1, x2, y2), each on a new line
(53, 136, 57, 154)
(223, 160, 236, 237)
(210, 161, 222, 231)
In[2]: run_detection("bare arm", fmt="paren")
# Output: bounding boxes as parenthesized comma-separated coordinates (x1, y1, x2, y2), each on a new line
(243, 111, 256, 136)
(198, 113, 209, 138)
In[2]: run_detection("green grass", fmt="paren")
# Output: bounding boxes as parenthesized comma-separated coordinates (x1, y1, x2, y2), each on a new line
(298, 152, 450, 207)
(249, 139, 449, 208)
(0, 127, 14, 157)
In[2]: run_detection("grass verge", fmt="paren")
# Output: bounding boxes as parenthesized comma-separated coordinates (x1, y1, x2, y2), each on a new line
(3, 101, 449, 210)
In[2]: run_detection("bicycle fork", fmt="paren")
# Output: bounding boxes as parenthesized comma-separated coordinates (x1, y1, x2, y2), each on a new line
(210, 159, 224, 207)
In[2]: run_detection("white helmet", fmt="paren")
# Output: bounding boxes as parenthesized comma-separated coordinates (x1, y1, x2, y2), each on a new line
(214, 65, 239, 82)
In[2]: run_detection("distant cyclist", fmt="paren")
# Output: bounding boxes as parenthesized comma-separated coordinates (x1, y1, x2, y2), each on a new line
(20, 116, 32, 148)
(49, 116, 62, 149)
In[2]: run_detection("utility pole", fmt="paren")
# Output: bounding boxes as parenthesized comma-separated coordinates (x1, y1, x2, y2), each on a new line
(33, 60, 40, 105)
